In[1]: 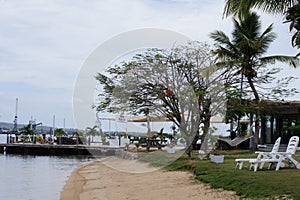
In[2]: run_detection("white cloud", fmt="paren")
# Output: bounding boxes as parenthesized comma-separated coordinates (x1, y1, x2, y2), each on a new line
(0, 0, 299, 127)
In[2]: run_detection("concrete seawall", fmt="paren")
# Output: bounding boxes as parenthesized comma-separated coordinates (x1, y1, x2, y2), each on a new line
(0, 143, 121, 156)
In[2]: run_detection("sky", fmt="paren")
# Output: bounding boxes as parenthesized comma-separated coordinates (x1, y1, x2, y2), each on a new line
(0, 0, 299, 129)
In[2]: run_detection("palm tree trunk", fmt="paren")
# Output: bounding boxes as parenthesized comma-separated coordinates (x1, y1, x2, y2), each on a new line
(253, 111, 260, 150)
(247, 76, 260, 149)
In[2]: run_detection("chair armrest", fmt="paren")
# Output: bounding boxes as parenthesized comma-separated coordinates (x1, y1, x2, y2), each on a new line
(255, 151, 269, 154)
(255, 151, 277, 159)
(255, 151, 277, 155)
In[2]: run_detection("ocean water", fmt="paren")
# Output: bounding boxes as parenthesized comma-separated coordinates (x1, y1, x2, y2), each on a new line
(0, 153, 95, 200)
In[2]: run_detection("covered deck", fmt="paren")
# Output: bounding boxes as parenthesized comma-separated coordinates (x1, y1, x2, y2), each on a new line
(260, 100, 300, 144)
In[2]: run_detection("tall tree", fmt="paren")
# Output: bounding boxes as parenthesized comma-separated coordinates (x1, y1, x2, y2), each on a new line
(210, 11, 299, 149)
(223, 0, 300, 50)
(19, 124, 34, 142)
(96, 42, 223, 156)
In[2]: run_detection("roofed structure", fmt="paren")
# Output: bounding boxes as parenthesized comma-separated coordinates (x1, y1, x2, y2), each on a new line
(259, 100, 300, 144)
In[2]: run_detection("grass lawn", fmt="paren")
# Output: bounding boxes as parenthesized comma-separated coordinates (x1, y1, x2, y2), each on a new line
(138, 149, 300, 199)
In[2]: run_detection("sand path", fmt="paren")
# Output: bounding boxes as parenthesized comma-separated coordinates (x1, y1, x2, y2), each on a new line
(60, 157, 240, 200)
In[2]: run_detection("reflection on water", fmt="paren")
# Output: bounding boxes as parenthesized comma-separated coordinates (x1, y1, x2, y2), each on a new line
(0, 154, 95, 200)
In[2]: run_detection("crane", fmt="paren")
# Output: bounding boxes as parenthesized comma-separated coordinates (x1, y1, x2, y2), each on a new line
(13, 98, 18, 133)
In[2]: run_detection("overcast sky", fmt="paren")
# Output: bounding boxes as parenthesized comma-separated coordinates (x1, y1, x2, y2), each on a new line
(0, 0, 299, 129)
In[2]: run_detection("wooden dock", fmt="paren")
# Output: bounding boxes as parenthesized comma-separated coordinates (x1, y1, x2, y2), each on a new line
(0, 143, 121, 156)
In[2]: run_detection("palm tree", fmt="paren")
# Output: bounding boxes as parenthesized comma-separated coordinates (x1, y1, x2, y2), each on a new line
(54, 128, 67, 145)
(223, 0, 300, 50)
(20, 124, 34, 142)
(54, 128, 66, 137)
(86, 125, 98, 143)
(210, 11, 299, 149)
(223, 0, 296, 16)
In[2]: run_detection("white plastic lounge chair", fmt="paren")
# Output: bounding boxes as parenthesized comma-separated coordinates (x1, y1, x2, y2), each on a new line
(235, 137, 281, 170)
(249, 136, 299, 172)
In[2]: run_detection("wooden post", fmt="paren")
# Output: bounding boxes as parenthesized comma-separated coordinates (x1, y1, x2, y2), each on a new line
(270, 115, 274, 143)
(260, 116, 266, 145)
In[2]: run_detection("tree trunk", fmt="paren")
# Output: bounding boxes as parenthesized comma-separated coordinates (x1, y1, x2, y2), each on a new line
(249, 114, 254, 149)
(183, 129, 199, 157)
(247, 76, 260, 150)
(183, 133, 194, 157)
(200, 123, 210, 152)
(200, 132, 209, 152)
(200, 99, 211, 153)
(185, 143, 193, 157)
(253, 113, 260, 150)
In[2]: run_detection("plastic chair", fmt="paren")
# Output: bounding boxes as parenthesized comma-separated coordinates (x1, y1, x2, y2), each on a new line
(249, 136, 299, 172)
(235, 137, 281, 170)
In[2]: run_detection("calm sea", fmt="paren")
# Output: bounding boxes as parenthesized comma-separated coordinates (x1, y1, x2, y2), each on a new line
(0, 135, 95, 200)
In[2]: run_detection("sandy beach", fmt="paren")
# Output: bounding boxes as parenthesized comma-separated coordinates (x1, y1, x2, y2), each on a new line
(60, 157, 240, 200)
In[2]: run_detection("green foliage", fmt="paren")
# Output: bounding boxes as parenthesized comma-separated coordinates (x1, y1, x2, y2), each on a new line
(211, 11, 298, 92)
(225, 98, 259, 123)
(85, 125, 99, 143)
(193, 157, 300, 199)
(20, 124, 34, 136)
(86, 125, 99, 137)
(54, 128, 66, 137)
(95, 42, 223, 155)
(138, 150, 184, 167)
(286, 2, 300, 49)
(211, 11, 298, 148)
(224, 0, 300, 50)
(73, 130, 84, 137)
(19, 124, 34, 142)
(224, 0, 295, 17)
(289, 124, 300, 136)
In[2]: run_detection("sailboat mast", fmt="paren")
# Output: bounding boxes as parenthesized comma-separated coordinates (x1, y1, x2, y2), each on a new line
(13, 98, 18, 132)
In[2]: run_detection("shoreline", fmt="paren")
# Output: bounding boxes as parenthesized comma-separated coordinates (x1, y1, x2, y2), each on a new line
(60, 157, 240, 200)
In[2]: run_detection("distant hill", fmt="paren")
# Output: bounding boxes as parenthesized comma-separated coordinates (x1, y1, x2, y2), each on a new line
(0, 122, 78, 135)
(0, 122, 21, 130)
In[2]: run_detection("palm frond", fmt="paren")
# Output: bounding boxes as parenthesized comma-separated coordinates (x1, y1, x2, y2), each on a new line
(209, 31, 231, 45)
(257, 33, 276, 54)
(260, 55, 300, 68)
(213, 46, 239, 59)
(260, 24, 274, 39)
(254, 0, 295, 14)
(214, 60, 241, 69)
(210, 31, 238, 54)
(223, 0, 255, 17)
(224, 0, 295, 17)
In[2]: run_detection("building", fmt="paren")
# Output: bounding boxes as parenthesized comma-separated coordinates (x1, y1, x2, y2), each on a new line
(260, 100, 300, 144)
